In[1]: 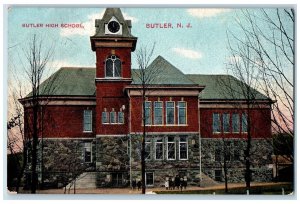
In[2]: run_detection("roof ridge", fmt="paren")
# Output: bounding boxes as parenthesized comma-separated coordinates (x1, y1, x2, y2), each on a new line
(60, 67, 96, 69)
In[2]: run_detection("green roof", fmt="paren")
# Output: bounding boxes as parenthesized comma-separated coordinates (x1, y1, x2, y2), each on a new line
(26, 67, 96, 97)
(26, 57, 269, 101)
(187, 74, 269, 100)
(132, 56, 196, 85)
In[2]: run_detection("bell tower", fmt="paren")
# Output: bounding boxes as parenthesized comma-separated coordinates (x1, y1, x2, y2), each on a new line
(90, 8, 137, 79)
(90, 8, 137, 135)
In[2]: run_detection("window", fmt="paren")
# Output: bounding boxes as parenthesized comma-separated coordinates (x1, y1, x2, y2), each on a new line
(105, 55, 121, 78)
(83, 110, 92, 132)
(118, 112, 124, 124)
(145, 172, 154, 186)
(84, 142, 92, 163)
(110, 110, 117, 124)
(154, 102, 163, 125)
(223, 113, 230, 133)
(213, 113, 221, 133)
(167, 137, 176, 160)
(178, 102, 187, 125)
(215, 170, 222, 182)
(102, 111, 109, 124)
(179, 136, 188, 160)
(145, 139, 151, 160)
(214, 146, 221, 162)
(155, 138, 163, 160)
(144, 101, 151, 125)
(166, 102, 175, 125)
(232, 113, 240, 133)
(242, 113, 248, 132)
(233, 141, 240, 161)
(224, 141, 231, 161)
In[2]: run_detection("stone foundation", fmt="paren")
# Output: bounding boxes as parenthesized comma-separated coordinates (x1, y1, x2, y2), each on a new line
(201, 138, 273, 183)
(25, 136, 273, 189)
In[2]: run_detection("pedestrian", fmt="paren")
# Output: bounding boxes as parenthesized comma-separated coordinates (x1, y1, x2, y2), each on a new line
(169, 178, 174, 190)
(132, 179, 136, 190)
(175, 175, 180, 190)
(165, 179, 169, 190)
(180, 177, 184, 191)
(183, 176, 187, 190)
(137, 180, 142, 191)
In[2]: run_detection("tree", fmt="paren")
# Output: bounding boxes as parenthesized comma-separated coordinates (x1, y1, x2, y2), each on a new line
(19, 34, 56, 193)
(7, 85, 28, 192)
(132, 43, 161, 194)
(224, 8, 294, 189)
(228, 9, 294, 161)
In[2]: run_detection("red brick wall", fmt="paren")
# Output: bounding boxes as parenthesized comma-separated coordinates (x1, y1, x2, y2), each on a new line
(25, 105, 96, 138)
(130, 96, 199, 133)
(200, 108, 272, 139)
(95, 81, 131, 135)
(95, 47, 132, 78)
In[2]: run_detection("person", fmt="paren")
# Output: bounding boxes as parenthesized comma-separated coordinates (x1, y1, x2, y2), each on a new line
(137, 180, 142, 191)
(183, 176, 187, 190)
(132, 179, 136, 190)
(180, 177, 184, 191)
(175, 175, 180, 190)
(165, 179, 169, 190)
(169, 178, 174, 190)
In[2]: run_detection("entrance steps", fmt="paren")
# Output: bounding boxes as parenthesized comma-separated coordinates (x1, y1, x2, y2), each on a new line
(200, 172, 219, 187)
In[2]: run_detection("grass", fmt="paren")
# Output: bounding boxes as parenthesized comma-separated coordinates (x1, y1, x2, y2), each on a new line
(155, 183, 293, 195)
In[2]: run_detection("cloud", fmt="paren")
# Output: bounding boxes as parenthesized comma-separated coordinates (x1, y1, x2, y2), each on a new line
(172, 47, 202, 59)
(187, 8, 231, 19)
(60, 11, 138, 37)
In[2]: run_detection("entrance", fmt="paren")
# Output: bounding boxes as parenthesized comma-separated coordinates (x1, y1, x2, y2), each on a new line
(145, 172, 154, 186)
(111, 173, 123, 187)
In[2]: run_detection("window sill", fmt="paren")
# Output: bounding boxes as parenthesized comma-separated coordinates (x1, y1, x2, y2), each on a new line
(143, 124, 188, 127)
(179, 159, 188, 161)
(102, 123, 125, 125)
(83, 131, 93, 133)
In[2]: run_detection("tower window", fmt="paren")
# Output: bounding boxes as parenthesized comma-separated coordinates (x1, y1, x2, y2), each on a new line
(105, 55, 121, 78)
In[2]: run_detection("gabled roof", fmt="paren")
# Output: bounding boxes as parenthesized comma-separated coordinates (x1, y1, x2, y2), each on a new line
(25, 67, 96, 97)
(132, 56, 197, 86)
(92, 8, 135, 38)
(187, 74, 269, 100)
(24, 57, 270, 101)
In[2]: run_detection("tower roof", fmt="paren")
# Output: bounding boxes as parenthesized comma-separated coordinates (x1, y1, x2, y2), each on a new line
(92, 8, 135, 38)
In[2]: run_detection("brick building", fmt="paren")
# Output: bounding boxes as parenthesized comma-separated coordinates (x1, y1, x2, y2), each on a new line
(20, 8, 274, 188)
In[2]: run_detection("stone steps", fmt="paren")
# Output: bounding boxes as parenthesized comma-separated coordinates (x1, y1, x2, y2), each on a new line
(200, 172, 219, 187)
(66, 172, 97, 189)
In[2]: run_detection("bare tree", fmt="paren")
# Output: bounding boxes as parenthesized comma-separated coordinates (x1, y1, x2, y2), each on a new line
(228, 9, 294, 161)
(223, 8, 294, 190)
(19, 34, 56, 193)
(132, 43, 161, 194)
(7, 88, 28, 192)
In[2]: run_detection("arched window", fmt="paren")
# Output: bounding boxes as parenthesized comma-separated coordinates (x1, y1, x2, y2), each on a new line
(105, 55, 121, 77)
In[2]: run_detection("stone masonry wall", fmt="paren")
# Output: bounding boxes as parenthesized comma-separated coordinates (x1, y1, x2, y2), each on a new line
(130, 134, 201, 187)
(27, 139, 96, 189)
(201, 138, 273, 183)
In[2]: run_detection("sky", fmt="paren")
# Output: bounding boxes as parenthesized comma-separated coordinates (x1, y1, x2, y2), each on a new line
(6, 7, 261, 77)
(7, 7, 294, 79)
